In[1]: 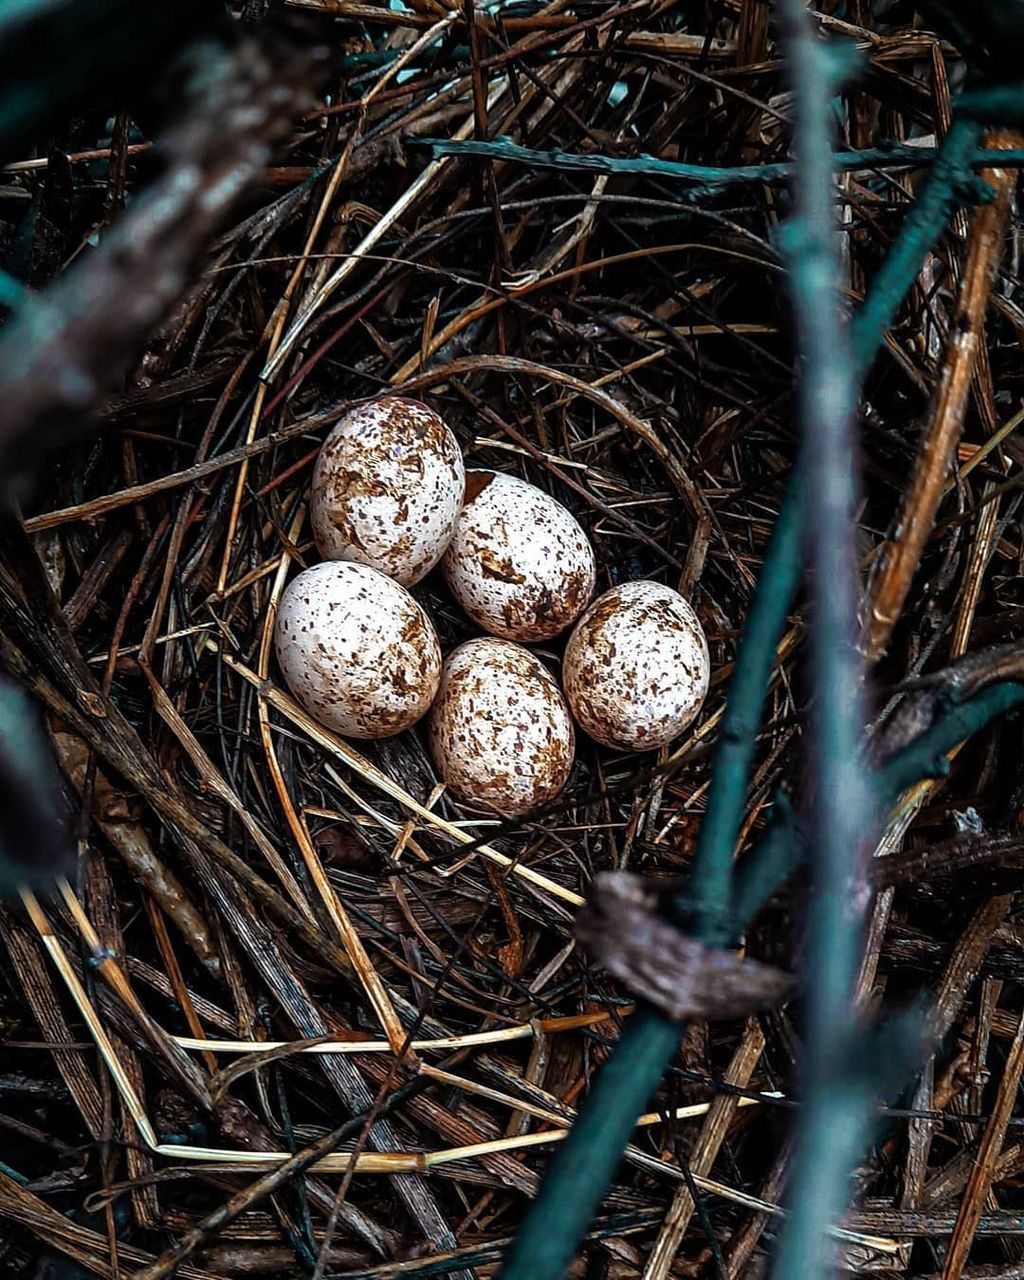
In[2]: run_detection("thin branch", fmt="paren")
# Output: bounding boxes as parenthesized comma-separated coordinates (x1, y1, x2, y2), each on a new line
(413, 134, 1023, 188)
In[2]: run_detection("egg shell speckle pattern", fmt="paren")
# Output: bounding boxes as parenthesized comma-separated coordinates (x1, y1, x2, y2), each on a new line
(563, 580, 710, 751)
(310, 396, 465, 586)
(274, 561, 441, 739)
(441, 471, 596, 642)
(428, 638, 575, 815)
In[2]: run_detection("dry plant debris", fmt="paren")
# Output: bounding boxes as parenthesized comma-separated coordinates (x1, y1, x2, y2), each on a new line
(2, 3, 1024, 1279)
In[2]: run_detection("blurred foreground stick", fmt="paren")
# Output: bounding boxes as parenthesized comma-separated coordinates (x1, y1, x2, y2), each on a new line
(0, 17, 330, 487)
(0, 0, 220, 158)
(0, 17, 330, 891)
(0, 675, 69, 891)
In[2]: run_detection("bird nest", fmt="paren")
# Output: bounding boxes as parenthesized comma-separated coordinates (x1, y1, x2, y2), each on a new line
(2, 5, 1024, 1280)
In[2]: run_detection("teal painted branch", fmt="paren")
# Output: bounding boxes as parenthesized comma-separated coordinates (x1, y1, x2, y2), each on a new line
(679, 479, 802, 945)
(771, 1009, 930, 1280)
(959, 80, 1024, 122)
(878, 681, 1024, 801)
(849, 115, 984, 376)
(733, 679, 1024, 921)
(779, 0, 870, 1017)
(729, 798, 799, 929)
(412, 132, 1016, 189)
(0, 270, 25, 313)
(771, 1, 875, 1272)
(769, 675, 1024, 1279)
(728, 682, 1024, 947)
(497, 471, 799, 1280)
(497, 1009, 682, 1280)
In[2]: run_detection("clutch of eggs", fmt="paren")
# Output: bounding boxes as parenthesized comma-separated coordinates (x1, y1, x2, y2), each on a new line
(310, 396, 465, 587)
(274, 561, 441, 739)
(294, 394, 708, 802)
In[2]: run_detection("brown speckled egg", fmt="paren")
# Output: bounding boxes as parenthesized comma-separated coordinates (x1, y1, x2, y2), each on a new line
(564, 580, 710, 751)
(441, 472, 595, 641)
(310, 396, 465, 586)
(428, 638, 575, 815)
(274, 561, 441, 739)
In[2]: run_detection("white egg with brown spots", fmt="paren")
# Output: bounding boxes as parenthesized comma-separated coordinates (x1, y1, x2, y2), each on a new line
(310, 396, 465, 586)
(564, 580, 710, 751)
(441, 472, 595, 642)
(274, 561, 441, 739)
(428, 638, 575, 815)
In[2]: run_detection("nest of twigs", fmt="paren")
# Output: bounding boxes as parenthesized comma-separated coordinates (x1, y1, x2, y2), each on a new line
(2, 4, 1024, 1279)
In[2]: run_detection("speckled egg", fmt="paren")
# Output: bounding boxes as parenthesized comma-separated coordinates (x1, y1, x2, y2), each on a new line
(310, 396, 465, 587)
(427, 638, 575, 815)
(441, 472, 595, 642)
(563, 580, 710, 751)
(274, 561, 441, 739)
